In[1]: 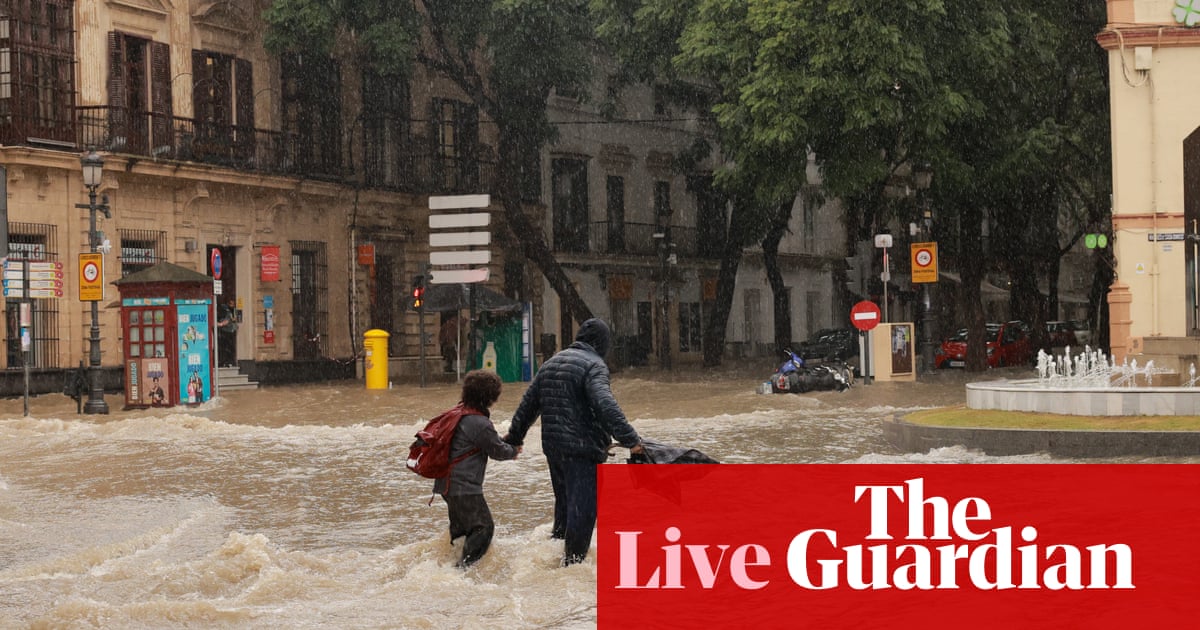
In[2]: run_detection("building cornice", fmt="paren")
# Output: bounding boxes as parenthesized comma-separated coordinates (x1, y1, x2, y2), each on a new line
(1096, 25, 1200, 50)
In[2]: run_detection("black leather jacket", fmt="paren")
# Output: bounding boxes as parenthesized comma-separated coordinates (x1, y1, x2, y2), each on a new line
(506, 319, 641, 462)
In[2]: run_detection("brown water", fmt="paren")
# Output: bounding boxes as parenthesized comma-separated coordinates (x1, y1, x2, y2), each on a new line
(0, 364, 1141, 628)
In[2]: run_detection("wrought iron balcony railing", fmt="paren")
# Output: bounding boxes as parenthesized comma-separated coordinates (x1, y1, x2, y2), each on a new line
(5, 106, 494, 194)
(554, 221, 719, 261)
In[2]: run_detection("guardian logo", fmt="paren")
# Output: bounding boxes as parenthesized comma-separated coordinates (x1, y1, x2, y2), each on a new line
(598, 465, 1200, 628)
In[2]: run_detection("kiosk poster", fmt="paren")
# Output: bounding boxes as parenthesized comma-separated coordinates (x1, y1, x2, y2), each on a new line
(176, 303, 211, 404)
(142, 358, 169, 407)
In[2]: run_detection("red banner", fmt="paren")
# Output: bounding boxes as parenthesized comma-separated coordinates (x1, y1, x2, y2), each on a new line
(597, 464, 1200, 629)
(260, 245, 280, 282)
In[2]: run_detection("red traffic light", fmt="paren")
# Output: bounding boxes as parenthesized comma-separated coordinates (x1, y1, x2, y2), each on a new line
(412, 285, 425, 309)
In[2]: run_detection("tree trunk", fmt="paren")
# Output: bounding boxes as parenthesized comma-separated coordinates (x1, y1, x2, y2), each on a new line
(495, 133, 593, 325)
(960, 204, 989, 372)
(761, 201, 793, 353)
(702, 200, 757, 367)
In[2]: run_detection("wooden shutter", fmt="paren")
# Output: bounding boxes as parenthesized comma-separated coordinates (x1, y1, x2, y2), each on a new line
(234, 58, 254, 161)
(107, 32, 127, 147)
(213, 55, 232, 129)
(191, 49, 207, 124)
(149, 41, 171, 152)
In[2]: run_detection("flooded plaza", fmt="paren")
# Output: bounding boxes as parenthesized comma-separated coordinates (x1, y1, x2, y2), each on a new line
(0, 364, 1175, 628)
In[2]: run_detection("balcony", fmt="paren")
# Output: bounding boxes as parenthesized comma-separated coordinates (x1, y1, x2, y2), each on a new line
(6, 106, 495, 194)
(554, 221, 719, 260)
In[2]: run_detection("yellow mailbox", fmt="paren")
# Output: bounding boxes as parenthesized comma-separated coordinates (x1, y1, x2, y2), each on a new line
(363, 329, 390, 389)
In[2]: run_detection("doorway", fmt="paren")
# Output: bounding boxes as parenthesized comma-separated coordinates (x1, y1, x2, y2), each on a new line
(207, 244, 238, 365)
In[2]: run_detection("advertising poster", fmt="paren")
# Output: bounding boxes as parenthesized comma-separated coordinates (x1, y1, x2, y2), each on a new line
(124, 359, 140, 408)
(176, 303, 211, 404)
(891, 323, 913, 375)
(142, 358, 169, 407)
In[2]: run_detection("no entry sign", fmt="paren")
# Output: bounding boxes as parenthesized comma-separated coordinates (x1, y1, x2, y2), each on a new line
(850, 300, 881, 331)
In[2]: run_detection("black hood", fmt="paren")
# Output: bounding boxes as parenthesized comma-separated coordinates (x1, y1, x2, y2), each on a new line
(574, 318, 612, 358)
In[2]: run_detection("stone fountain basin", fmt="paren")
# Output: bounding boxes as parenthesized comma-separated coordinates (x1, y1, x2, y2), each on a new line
(967, 379, 1200, 416)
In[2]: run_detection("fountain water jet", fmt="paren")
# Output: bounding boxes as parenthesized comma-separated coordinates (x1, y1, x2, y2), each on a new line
(967, 347, 1200, 416)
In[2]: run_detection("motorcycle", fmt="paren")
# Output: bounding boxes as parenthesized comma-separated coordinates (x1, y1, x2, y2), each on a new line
(762, 349, 853, 394)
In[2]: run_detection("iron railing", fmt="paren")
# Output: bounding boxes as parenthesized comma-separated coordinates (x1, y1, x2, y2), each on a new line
(574, 221, 711, 260)
(8, 106, 498, 194)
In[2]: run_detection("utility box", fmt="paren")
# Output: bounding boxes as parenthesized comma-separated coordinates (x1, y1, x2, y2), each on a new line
(869, 322, 916, 382)
(114, 262, 216, 409)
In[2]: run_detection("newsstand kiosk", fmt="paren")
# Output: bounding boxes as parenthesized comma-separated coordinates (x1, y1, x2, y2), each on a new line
(113, 262, 216, 409)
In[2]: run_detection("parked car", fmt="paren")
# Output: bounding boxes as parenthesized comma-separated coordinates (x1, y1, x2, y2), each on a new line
(935, 321, 1034, 369)
(1045, 321, 1077, 348)
(1070, 320, 1093, 346)
(794, 328, 859, 364)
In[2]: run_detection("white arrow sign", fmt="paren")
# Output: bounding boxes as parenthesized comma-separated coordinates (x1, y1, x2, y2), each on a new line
(431, 231, 490, 248)
(431, 268, 491, 284)
(431, 250, 491, 266)
(430, 212, 490, 229)
(429, 194, 490, 210)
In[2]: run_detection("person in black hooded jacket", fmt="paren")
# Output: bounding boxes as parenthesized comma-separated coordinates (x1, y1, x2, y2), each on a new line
(504, 317, 644, 565)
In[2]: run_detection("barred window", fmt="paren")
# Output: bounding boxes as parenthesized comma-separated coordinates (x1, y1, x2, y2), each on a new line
(0, 0, 77, 146)
(5, 221, 60, 368)
(118, 229, 165, 277)
(289, 240, 327, 360)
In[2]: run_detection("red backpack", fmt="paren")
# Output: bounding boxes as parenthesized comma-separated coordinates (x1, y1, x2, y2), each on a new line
(406, 403, 481, 479)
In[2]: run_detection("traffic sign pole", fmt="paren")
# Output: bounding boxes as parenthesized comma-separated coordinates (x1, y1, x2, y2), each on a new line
(851, 300, 882, 385)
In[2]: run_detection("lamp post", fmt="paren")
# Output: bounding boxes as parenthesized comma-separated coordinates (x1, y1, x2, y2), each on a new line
(81, 150, 110, 414)
(654, 230, 674, 370)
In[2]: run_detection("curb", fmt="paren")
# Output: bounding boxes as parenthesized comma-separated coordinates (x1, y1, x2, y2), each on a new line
(883, 415, 1200, 458)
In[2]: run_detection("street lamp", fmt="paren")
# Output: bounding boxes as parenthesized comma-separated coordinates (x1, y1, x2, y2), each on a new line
(81, 150, 110, 414)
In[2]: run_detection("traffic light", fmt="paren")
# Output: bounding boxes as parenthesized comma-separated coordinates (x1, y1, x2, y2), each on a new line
(844, 240, 871, 296)
(411, 273, 427, 310)
(845, 255, 863, 296)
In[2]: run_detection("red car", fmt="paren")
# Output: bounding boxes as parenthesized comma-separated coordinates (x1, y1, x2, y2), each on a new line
(934, 321, 1034, 369)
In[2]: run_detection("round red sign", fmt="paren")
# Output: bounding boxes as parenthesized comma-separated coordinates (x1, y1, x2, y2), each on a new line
(850, 300, 881, 332)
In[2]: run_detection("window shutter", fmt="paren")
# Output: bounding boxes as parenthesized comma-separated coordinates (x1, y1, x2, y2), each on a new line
(191, 49, 206, 122)
(149, 41, 171, 152)
(107, 32, 127, 146)
(234, 58, 254, 161)
(213, 55, 232, 128)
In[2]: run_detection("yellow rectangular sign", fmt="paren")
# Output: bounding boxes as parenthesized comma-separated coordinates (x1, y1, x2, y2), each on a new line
(911, 242, 938, 284)
(79, 253, 104, 301)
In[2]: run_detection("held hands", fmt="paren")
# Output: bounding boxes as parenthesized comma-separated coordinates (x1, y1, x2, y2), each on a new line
(629, 442, 645, 456)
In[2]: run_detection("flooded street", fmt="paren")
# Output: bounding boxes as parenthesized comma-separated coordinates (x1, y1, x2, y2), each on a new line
(0, 364, 1133, 628)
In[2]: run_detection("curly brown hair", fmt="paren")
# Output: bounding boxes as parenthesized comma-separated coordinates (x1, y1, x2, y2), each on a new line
(461, 369, 501, 412)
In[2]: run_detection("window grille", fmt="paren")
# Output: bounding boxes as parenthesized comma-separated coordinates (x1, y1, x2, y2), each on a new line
(289, 240, 327, 359)
(4, 221, 60, 368)
(118, 228, 166, 276)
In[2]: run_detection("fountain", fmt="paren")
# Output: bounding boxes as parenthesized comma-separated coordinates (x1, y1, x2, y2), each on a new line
(966, 346, 1200, 416)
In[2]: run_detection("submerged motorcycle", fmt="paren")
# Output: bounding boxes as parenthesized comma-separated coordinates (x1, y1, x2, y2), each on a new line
(763, 349, 853, 394)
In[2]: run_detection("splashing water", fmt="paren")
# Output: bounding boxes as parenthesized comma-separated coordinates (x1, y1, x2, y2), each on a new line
(1035, 347, 1195, 388)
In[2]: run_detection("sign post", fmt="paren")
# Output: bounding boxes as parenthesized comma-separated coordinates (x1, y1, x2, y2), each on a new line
(874, 234, 893, 322)
(428, 194, 491, 383)
(851, 300, 882, 385)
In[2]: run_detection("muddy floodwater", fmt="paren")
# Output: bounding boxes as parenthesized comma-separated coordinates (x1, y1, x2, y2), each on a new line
(0, 364, 1173, 628)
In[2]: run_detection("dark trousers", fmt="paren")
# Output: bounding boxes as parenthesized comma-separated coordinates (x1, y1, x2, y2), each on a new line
(218, 331, 236, 367)
(444, 493, 495, 568)
(547, 455, 598, 565)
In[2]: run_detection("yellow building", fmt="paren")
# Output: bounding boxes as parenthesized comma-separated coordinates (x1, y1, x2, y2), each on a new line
(1099, 0, 1200, 367)
(1, 0, 505, 394)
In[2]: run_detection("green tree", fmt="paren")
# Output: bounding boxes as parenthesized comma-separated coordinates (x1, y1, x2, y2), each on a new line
(595, 0, 1014, 366)
(263, 0, 600, 325)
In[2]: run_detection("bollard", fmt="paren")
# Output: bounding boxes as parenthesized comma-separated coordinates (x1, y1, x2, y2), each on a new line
(363, 329, 390, 390)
